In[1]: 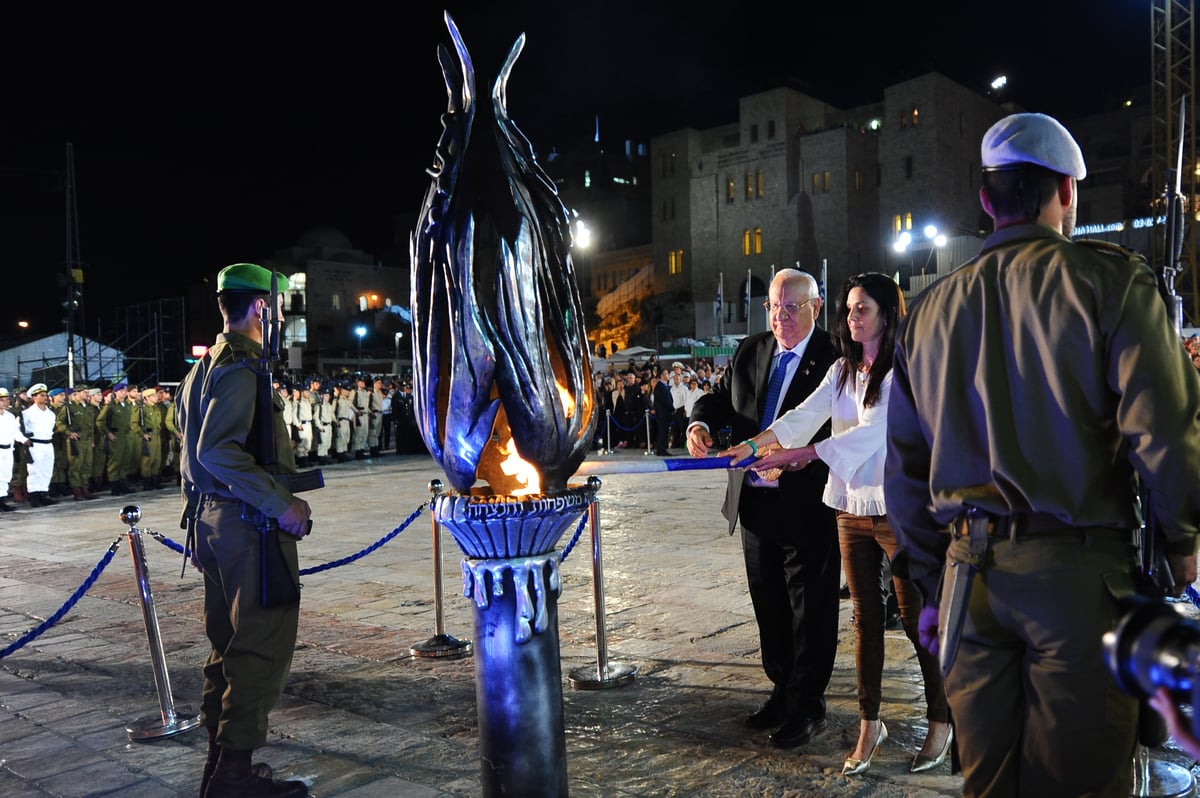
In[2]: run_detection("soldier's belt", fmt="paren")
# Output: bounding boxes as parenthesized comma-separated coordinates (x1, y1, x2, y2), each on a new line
(948, 512, 1128, 543)
(29, 438, 52, 444)
(0, 443, 10, 449)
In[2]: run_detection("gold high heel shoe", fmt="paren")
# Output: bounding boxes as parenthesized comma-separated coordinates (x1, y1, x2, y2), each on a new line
(842, 721, 887, 776)
(910, 725, 954, 773)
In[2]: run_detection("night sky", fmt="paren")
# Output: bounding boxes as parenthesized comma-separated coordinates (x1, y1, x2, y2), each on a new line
(2, 1, 1150, 337)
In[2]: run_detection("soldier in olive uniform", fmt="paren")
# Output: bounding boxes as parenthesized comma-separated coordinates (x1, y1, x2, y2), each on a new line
(58, 385, 96, 500)
(100, 383, 137, 495)
(138, 387, 165, 490)
(177, 262, 311, 798)
(8, 387, 30, 504)
(160, 386, 182, 483)
(47, 388, 70, 496)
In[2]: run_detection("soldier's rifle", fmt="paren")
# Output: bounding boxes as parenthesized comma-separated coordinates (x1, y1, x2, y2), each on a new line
(251, 271, 323, 606)
(1140, 94, 1190, 597)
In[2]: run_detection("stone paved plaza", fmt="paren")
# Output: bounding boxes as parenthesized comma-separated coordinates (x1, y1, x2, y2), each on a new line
(1, 450, 1196, 796)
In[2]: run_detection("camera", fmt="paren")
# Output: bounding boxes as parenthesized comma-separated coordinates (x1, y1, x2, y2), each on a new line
(1103, 596, 1200, 737)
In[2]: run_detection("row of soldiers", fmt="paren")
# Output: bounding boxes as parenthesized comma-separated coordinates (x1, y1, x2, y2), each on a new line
(275, 373, 425, 467)
(1, 381, 181, 510)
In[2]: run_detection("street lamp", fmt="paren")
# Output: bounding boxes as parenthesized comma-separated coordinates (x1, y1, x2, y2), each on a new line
(355, 325, 367, 363)
(893, 224, 947, 292)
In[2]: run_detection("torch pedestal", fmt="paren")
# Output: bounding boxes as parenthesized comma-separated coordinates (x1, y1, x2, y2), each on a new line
(434, 485, 595, 798)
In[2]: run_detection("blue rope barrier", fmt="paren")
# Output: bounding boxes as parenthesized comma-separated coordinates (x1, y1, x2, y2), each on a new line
(0, 537, 123, 661)
(300, 504, 425, 575)
(558, 510, 590, 563)
(148, 503, 428, 575)
(607, 415, 646, 432)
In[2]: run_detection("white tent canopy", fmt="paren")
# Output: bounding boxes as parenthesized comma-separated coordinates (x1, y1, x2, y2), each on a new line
(609, 346, 657, 360)
(0, 332, 125, 389)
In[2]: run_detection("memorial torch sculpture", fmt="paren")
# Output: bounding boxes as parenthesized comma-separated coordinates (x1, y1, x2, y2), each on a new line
(410, 12, 598, 797)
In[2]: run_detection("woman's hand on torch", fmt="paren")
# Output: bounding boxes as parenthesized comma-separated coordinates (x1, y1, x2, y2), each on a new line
(752, 444, 818, 473)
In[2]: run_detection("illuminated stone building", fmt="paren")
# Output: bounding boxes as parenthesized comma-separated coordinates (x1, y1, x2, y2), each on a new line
(651, 72, 1008, 340)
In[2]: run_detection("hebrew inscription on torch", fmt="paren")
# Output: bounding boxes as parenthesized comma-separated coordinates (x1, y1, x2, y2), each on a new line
(410, 11, 597, 499)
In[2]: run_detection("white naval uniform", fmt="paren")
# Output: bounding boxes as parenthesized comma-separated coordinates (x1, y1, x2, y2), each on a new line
(21, 403, 56, 493)
(0, 409, 30, 497)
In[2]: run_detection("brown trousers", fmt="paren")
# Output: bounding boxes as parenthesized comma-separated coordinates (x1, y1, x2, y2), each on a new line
(837, 511, 947, 723)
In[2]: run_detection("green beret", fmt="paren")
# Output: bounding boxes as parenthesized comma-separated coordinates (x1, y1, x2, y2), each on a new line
(217, 262, 290, 294)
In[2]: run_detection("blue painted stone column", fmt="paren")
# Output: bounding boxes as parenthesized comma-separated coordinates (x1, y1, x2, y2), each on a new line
(434, 485, 594, 798)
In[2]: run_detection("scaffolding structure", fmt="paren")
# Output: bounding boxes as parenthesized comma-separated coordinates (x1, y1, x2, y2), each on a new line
(1151, 0, 1197, 324)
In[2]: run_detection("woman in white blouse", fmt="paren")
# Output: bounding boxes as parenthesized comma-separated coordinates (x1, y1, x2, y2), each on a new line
(724, 273, 950, 777)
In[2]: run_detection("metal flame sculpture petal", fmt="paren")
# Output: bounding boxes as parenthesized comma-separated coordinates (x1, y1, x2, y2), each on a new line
(411, 12, 596, 495)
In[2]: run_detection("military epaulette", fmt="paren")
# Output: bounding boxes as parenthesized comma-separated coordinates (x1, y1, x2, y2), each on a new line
(1074, 238, 1144, 262)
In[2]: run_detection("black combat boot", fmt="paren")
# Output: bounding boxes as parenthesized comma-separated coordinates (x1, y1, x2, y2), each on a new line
(204, 747, 308, 798)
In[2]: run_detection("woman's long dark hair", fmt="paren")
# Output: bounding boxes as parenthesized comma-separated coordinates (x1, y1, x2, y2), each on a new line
(832, 272, 906, 408)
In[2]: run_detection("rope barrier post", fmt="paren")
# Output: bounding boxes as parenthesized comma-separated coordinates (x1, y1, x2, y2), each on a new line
(643, 409, 652, 456)
(602, 409, 612, 454)
(569, 477, 637, 690)
(119, 505, 201, 741)
(411, 479, 473, 659)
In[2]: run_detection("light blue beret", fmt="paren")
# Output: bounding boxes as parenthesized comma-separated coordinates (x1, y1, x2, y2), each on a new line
(981, 113, 1086, 180)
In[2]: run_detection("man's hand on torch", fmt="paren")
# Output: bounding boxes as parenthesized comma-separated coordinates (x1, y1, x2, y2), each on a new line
(686, 424, 712, 458)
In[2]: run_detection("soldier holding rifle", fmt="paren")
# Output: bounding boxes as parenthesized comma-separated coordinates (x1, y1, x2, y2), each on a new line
(177, 262, 314, 798)
(885, 113, 1200, 797)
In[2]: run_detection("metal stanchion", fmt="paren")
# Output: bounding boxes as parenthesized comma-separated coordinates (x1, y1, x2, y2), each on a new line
(411, 479, 473, 659)
(1131, 744, 1196, 798)
(569, 477, 637, 690)
(643, 410, 653, 456)
(119, 506, 201, 741)
(602, 409, 613, 454)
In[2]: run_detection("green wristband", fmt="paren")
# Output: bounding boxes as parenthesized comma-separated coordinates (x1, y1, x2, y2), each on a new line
(742, 439, 758, 456)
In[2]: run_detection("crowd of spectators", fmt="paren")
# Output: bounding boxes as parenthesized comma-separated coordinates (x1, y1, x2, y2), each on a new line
(592, 355, 728, 452)
(1185, 335, 1200, 369)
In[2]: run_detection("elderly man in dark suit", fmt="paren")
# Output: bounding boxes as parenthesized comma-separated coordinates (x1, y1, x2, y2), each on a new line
(687, 268, 840, 748)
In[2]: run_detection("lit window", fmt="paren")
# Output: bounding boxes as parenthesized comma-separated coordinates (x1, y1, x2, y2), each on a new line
(754, 227, 763, 254)
(358, 295, 367, 312)
(893, 215, 902, 236)
(756, 169, 765, 198)
(823, 171, 831, 192)
(745, 174, 753, 200)
(855, 170, 862, 191)
(726, 177, 735, 203)
(912, 107, 919, 126)
(742, 229, 751, 256)
(905, 213, 913, 230)
(811, 173, 820, 194)
(584, 170, 592, 188)
(668, 249, 684, 275)
(332, 294, 341, 311)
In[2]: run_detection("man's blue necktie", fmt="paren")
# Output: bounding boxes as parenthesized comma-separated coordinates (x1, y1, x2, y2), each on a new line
(759, 351, 796, 432)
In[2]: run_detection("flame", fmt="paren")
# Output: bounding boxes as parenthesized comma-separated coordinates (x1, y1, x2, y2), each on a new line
(557, 379, 575, 419)
(496, 435, 541, 496)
